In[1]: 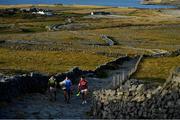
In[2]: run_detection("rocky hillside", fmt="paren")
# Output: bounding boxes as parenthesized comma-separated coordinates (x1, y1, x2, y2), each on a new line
(142, 0, 180, 6)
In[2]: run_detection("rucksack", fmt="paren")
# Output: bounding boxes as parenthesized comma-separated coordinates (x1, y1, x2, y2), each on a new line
(49, 77, 57, 87)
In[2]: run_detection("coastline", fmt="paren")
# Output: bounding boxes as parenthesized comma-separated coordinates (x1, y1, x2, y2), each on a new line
(0, 1, 176, 9)
(0, 4, 177, 9)
(141, 0, 180, 8)
(0, 4, 114, 9)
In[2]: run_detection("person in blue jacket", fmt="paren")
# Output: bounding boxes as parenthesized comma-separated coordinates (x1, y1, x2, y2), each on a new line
(60, 76, 72, 103)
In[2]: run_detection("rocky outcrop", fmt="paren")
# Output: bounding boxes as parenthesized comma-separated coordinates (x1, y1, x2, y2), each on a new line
(142, 0, 164, 4)
(142, 0, 180, 6)
(92, 67, 180, 119)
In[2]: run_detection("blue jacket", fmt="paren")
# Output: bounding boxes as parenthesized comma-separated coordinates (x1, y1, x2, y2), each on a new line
(65, 79, 72, 91)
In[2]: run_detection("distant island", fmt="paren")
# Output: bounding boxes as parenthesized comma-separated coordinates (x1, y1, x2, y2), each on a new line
(142, 0, 180, 7)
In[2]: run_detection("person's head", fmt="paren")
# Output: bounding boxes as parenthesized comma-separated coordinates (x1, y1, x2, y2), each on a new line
(81, 76, 85, 80)
(65, 76, 68, 80)
(51, 75, 55, 79)
(51, 73, 56, 78)
(50, 75, 56, 81)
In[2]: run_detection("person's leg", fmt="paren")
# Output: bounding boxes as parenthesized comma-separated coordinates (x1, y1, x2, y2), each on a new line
(67, 90, 71, 103)
(84, 90, 88, 103)
(49, 87, 53, 101)
(81, 91, 85, 104)
(64, 90, 67, 102)
(54, 90, 56, 101)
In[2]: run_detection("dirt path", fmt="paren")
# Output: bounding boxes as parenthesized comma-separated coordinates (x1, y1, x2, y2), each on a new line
(0, 57, 139, 119)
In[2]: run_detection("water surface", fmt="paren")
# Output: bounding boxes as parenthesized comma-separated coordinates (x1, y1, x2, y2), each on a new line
(0, 0, 175, 8)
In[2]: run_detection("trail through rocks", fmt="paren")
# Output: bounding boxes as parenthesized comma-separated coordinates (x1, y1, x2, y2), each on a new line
(0, 57, 139, 119)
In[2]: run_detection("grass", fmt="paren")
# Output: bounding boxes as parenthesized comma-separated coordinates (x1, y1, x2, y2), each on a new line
(1, 24, 179, 51)
(0, 48, 114, 75)
(0, 4, 179, 77)
(83, 25, 180, 51)
(133, 56, 180, 82)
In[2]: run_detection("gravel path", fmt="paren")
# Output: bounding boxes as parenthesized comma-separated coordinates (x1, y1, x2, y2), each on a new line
(0, 57, 139, 119)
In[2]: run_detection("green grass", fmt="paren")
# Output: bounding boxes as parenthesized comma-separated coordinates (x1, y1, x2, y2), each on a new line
(133, 56, 180, 82)
(0, 5, 179, 77)
(0, 48, 114, 75)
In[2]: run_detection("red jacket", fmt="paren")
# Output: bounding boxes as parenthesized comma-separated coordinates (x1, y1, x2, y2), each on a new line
(78, 79, 88, 90)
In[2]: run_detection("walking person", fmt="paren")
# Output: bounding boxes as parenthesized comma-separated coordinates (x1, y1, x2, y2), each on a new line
(59, 76, 72, 103)
(78, 76, 88, 104)
(48, 76, 57, 101)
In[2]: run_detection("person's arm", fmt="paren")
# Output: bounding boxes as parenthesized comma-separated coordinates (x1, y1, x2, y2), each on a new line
(78, 81, 81, 92)
(70, 80, 72, 86)
(86, 80, 88, 89)
(59, 80, 64, 85)
(70, 80, 73, 93)
(48, 79, 51, 87)
(55, 81, 57, 88)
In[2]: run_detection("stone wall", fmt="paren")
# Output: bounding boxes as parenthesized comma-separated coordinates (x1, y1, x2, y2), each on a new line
(145, 49, 180, 58)
(101, 35, 117, 46)
(0, 73, 48, 101)
(92, 67, 180, 119)
(128, 55, 143, 78)
(55, 56, 131, 83)
(95, 56, 130, 77)
(0, 67, 91, 101)
(111, 55, 143, 89)
(0, 56, 132, 101)
(55, 67, 93, 84)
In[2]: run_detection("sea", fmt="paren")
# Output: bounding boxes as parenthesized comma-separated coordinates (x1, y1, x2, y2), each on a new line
(0, 0, 175, 9)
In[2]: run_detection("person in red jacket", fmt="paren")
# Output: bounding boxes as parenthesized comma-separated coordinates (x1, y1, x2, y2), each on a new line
(78, 76, 88, 104)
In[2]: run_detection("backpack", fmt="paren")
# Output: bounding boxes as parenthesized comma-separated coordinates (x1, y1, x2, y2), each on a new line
(49, 77, 57, 87)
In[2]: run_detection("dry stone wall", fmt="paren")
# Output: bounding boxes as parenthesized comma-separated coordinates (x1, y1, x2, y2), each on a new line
(92, 67, 180, 119)
(55, 67, 93, 85)
(0, 67, 88, 101)
(111, 55, 143, 89)
(0, 73, 48, 101)
(95, 56, 130, 77)
(0, 56, 132, 102)
(145, 49, 180, 58)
